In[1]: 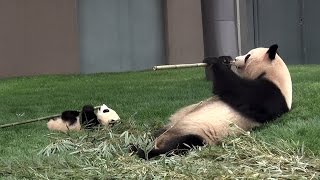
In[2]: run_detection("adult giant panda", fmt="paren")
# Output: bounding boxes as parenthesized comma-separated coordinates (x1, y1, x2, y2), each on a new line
(131, 44, 292, 159)
(47, 105, 99, 132)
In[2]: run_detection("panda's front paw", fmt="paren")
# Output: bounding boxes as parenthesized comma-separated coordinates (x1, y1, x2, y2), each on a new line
(218, 56, 233, 68)
(203, 57, 220, 65)
(218, 56, 233, 65)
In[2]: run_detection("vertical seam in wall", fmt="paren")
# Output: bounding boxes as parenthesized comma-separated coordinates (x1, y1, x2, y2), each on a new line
(128, 1, 134, 69)
(252, 0, 259, 47)
(162, 0, 169, 65)
(236, 0, 242, 55)
(74, 0, 80, 73)
(300, 0, 306, 64)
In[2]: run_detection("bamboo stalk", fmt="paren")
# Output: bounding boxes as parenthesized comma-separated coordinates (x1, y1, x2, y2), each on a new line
(0, 114, 61, 128)
(0, 106, 101, 128)
(152, 63, 207, 70)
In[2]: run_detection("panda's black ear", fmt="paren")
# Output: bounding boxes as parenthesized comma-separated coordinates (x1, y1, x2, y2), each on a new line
(266, 44, 278, 60)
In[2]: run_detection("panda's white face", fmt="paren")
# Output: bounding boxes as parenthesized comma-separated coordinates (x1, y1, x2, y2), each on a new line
(231, 47, 273, 79)
(97, 104, 120, 126)
(231, 45, 292, 110)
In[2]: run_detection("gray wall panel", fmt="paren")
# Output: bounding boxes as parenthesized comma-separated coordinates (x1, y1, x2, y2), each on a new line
(238, 0, 320, 64)
(303, 0, 320, 64)
(130, 1, 165, 69)
(254, 0, 302, 64)
(78, 0, 165, 73)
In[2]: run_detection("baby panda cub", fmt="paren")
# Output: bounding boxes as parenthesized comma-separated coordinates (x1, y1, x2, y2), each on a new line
(47, 105, 99, 132)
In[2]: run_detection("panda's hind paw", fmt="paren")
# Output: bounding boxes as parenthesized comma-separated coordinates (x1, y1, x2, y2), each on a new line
(128, 144, 148, 159)
(128, 143, 139, 153)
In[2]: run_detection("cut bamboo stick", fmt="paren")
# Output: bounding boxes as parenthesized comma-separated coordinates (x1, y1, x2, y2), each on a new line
(153, 63, 207, 70)
(0, 114, 61, 128)
(0, 106, 101, 128)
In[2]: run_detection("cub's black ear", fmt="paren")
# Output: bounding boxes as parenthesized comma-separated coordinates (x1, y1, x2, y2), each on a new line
(267, 44, 278, 60)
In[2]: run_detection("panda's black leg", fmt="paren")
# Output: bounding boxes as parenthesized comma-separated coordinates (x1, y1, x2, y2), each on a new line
(152, 127, 168, 138)
(130, 134, 205, 160)
(128, 143, 164, 160)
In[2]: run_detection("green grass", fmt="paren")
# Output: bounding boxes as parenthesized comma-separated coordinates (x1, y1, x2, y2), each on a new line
(0, 65, 320, 179)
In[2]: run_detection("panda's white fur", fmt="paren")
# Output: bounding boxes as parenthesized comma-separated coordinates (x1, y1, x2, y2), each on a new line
(47, 111, 82, 132)
(47, 116, 81, 132)
(97, 104, 120, 126)
(131, 44, 292, 159)
(152, 98, 260, 151)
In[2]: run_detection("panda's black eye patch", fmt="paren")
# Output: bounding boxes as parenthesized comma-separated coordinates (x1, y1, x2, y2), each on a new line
(103, 109, 109, 113)
(245, 54, 251, 63)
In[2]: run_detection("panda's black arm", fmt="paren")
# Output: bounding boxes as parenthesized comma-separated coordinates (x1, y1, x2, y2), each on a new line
(210, 62, 289, 122)
(210, 59, 270, 99)
(210, 61, 244, 96)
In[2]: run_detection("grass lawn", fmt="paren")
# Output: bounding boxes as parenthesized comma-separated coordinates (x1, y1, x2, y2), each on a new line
(0, 65, 320, 179)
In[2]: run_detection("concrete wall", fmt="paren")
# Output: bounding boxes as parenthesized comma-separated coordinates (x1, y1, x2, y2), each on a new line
(253, 0, 302, 64)
(78, 0, 165, 73)
(0, 0, 79, 78)
(240, 0, 320, 64)
(165, 0, 204, 64)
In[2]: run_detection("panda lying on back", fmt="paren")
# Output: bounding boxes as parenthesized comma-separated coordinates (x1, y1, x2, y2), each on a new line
(47, 104, 120, 132)
(131, 44, 292, 159)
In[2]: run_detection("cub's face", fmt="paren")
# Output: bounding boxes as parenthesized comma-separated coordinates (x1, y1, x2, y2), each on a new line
(97, 104, 120, 126)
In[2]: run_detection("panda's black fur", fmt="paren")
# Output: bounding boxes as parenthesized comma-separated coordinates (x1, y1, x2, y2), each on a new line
(80, 105, 100, 129)
(47, 105, 99, 132)
(60, 110, 80, 126)
(209, 55, 289, 123)
(131, 44, 292, 160)
(61, 105, 100, 129)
